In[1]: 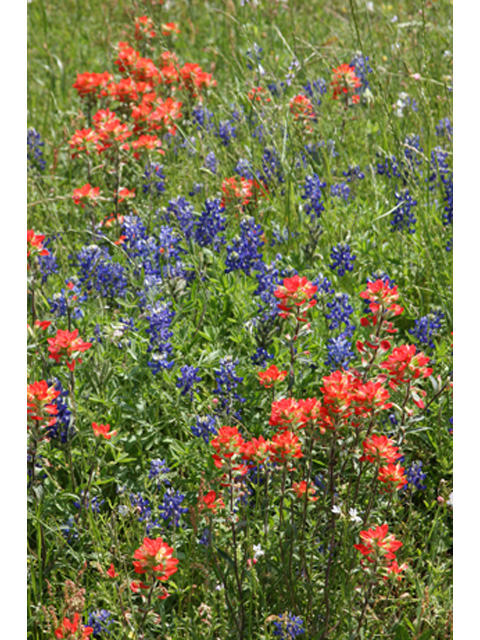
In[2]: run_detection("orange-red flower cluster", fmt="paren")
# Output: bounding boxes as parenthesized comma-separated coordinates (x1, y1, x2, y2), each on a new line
(72, 184, 101, 208)
(331, 64, 361, 104)
(54, 613, 93, 639)
(354, 523, 407, 580)
(27, 229, 49, 259)
(258, 364, 287, 388)
(47, 329, 92, 371)
(131, 536, 179, 597)
(92, 422, 117, 440)
(274, 275, 317, 320)
(27, 380, 60, 429)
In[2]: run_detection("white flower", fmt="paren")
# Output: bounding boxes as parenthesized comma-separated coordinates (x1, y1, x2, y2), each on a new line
(349, 508, 362, 524)
(253, 544, 264, 560)
(391, 15, 398, 23)
(118, 505, 129, 517)
(332, 505, 342, 515)
(447, 491, 453, 508)
(366, 2, 374, 11)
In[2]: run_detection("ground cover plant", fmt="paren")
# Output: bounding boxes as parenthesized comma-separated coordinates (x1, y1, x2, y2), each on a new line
(27, 0, 453, 638)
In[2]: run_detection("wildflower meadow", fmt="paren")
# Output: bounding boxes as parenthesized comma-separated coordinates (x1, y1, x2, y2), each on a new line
(27, 1, 454, 638)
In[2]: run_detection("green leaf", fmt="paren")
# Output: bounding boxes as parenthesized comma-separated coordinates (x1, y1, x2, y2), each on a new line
(395, 624, 411, 640)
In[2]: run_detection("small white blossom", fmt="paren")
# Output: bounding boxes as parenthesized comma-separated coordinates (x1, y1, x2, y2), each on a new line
(447, 492, 453, 508)
(366, 2, 374, 12)
(349, 508, 362, 524)
(332, 505, 342, 515)
(253, 544, 264, 560)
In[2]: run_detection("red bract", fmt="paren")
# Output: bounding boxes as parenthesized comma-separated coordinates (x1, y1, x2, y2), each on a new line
(27, 380, 60, 428)
(131, 134, 164, 158)
(352, 381, 392, 416)
(69, 129, 101, 157)
(54, 613, 93, 638)
(135, 16, 156, 40)
(269, 398, 303, 430)
(93, 108, 133, 152)
(27, 229, 49, 259)
(378, 463, 408, 491)
(92, 423, 117, 440)
(221, 176, 254, 207)
(161, 22, 180, 36)
(331, 64, 361, 104)
(132, 536, 179, 582)
(179, 63, 216, 96)
(248, 86, 271, 103)
(320, 370, 357, 418)
(292, 480, 318, 502)
(269, 430, 303, 467)
(72, 184, 100, 208)
(289, 94, 315, 120)
(380, 344, 433, 388)
(383, 560, 408, 581)
(258, 365, 287, 388)
(47, 329, 92, 371)
(199, 490, 225, 514)
(274, 276, 317, 320)
(360, 434, 402, 465)
(354, 523, 403, 563)
(73, 71, 112, 98)
(106, 563, 118, 578)
(211, 426, 244, 469)
(241, 436, 271, 466)
(359, 279, 403, 317)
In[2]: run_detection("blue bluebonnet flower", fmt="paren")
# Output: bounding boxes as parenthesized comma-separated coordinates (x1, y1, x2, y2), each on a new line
(216, 119, 237, 146)
(193, 105, 215, 131)
(272, 612, 305, 638)
(48, 279, 85, 319)
(235, 158, 255, 181)
(176, 365, 202, 399)
(88, 610, 115, 637)
(157, 225, 190, 280)
(142, 163, 166, 196)
(225, 217, 265, 275)
(270, 226, 298, 247)
(166, 197, 196, 241)
(349, 52, 373, 92)
(325, 334, 355, 370)
(145, 301, 175, 374)
(267, 82, 286, 98)
(329, 243, 356, 276)
(303, 78, 327, 105)
(149, 459, 171, 485)
(191, 415, 218, 444)
(442, 171, 453, 227)
(158, 489, 188, 527)
(409, 310, 444, 350)
(120, 215, 149, 259)
(45, 379, 74, 443)
(325, 293, 355, 336)
(204, 151, 218, 174)
(214, 356, 245, 416)
(130, 492, 159, 532)
(38, 238, 59, 283)
(285, 58, 300, 86)
(250, 346, 274, 367)
(391, 189, 417, 233)
(74, 492, 105, 513)
(376, 154, 404, 180)
(312, 273, 335, 297)
(198, 528, 211, 546)
(189, 182, 204, 196)
(330, 182, 352, 201)
(427, 147, 450, 191)
(261, 147, 285, 185)
(343, 165, 365, 182)
(403, 134, 423, 170)
(404, 461, 427, 491)
(27, 128, 46, 171)
(76, 245, 127, 299)
(194, 198, 226, 250)
(436, 117, 452, 138)
(446, 237, 453, 252)
(60, 517, 79, 544)
(302, 174, 326, 221)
